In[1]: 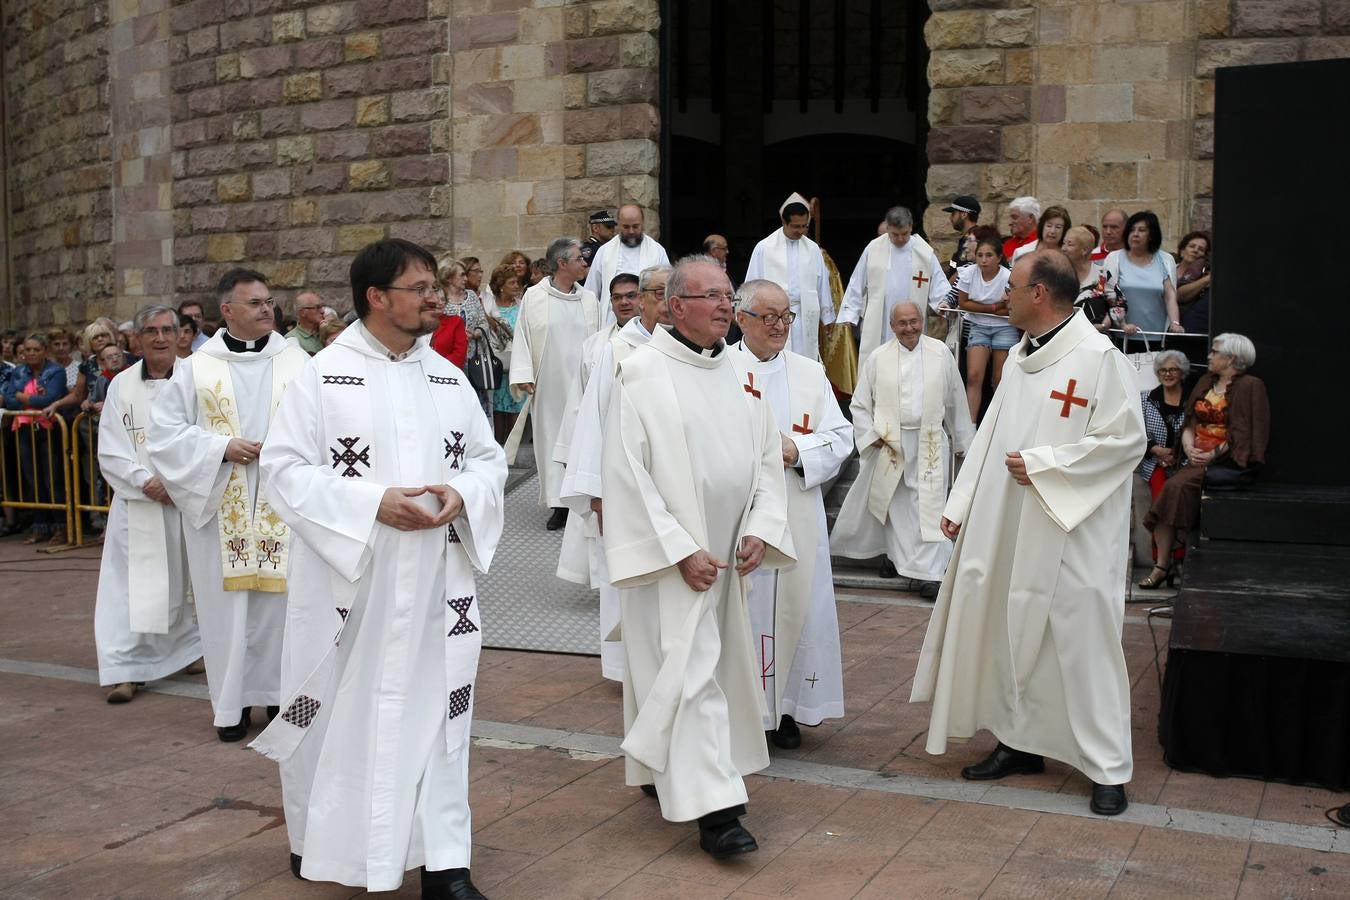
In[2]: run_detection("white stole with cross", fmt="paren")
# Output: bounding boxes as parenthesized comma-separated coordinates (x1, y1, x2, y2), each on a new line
(116, 363, 173, 634)
(191, 350, 306, 593)
(866, 336, 948, 540)
(761, 229, 824, 348)
(858, 233, 940, 360)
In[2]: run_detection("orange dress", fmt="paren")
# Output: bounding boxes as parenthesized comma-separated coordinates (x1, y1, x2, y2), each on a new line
(1145, 387, 1229, 531)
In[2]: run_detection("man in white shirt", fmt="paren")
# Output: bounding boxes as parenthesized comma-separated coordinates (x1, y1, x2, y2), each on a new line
(584, 204, 671, 318)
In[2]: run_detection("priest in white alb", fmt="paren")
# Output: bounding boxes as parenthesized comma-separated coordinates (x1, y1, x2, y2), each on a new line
(830, 301, 973, 596)
(149, 268, 310, 741)
(910, 250, 1146, 817)
(94, 305, 202, 705)
(837, 206, 950, 360)
(727, 280, 849, 749)
(602, 256, 793, 859)
(252, 239, 505, 899)
(556, 266, 670, 681)
(507, 237, 601, 530)
(583, 203, 670, 325)
(744, 193, 835, 361)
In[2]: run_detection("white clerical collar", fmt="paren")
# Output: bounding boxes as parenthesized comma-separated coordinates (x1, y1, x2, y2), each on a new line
(355, 320, 415, 362)
(897, 339, 920, 354)
(1028, 312, 1077, 349)
(543, 277, 581, 300)
(633, 319, 652, 338)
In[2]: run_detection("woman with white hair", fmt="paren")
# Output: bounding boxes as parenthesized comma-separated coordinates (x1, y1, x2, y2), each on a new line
(1141, 333, 1269, 588)
(1133, 350, 1189, 566)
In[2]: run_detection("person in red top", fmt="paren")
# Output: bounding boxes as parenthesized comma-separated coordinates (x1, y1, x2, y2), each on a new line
(430, 302, 468, 368)
(1001, 196, 1040, 262)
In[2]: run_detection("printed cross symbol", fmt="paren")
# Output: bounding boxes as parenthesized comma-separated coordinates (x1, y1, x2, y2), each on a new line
(792, 413, 812, 435)
(444, 431, 466, 470)
(912, 271, 929, 289)
(805, 672, 819, 688)
(743, 372, 761, 399)
(330, 436, 371, 477)
(1050, 379, 1088, 418)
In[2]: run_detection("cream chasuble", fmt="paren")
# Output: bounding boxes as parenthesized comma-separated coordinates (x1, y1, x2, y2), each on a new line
(584, 235, 669, 326)
(506, 277, 600, 507)
(727, 342, 849, 729)
(148, 331, 309, 726)
(601, 326, 794, 823)
(252, 324, 506, 891)
(839, 234, 950, 360)
(910, 312, 1146, 785)
(94, 362, 202, 686)
(830, 336, 972, 581)
(745, 230, 835, 361)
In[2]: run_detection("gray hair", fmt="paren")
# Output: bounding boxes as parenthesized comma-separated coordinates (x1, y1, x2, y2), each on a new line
(134, 304, 177, 332)
(545, 237, 581, 274)
(638, 265, 672, 292)
(666, 254, 721, 301)
(734, 278, 785, 313)
(1211, 333, 1256, 372)
(884, 206, 913, 228)
(1009, 196, 1041, 218)
(1152, 349, 1190, 377)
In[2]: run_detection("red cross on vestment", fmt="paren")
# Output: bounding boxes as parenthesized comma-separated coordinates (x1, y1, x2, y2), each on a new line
(792, 413, 812, 435)
(912, 271, 929, 289)
(1049, 378, 1088, 418)
(743, 372, 761, 398)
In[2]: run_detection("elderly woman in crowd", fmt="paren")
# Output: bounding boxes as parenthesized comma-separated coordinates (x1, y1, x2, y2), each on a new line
(1011, 204, 1071, 264)
(1133, 350, 1190, 566)
(319, 319, 346, 348)
(3, 334, 69, 544)
(1141, 333, 1269, 588)
(488, 262, 524, 443)
(434, 257, 498, 417)
(1175, 230, 1212, 334)
(1063, 225, 1109, 331)
(1104, 210, 1184, 345)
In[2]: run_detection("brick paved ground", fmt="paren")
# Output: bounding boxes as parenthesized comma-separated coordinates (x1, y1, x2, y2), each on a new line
(0, 537, 1346, 898)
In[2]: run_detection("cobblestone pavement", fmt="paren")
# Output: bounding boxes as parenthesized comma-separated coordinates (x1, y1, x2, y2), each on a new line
(0, 535, 1346, 899)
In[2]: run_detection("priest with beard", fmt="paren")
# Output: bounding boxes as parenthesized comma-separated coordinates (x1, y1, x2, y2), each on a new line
(507, 237, 601, 530)
(727, 280, 850, 749)
(253, 239, 506, 898)
(556, 266, 671, 681)
(910, 250, 1146, 817)
(601, 255, 793, 858)
(584, 203, 671, 324)
(148, 269, 310, 741)
(744, 193, 834, 361)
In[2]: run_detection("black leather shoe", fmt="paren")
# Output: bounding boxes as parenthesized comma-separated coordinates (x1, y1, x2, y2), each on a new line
(698, 821, 758, 859)
(421, 866, 487, 900)
(918, 580, 940, 600)
(1090, 783, 1128, 816)
(768, 714, 801, 749)
(216, 708, 252, 742)
(960, 743, 1045, 781)
(878, 559, 898, 578)
(266, 705, 280, 721)
(639, 784, 658, 798)
(545, 507, 568, 530)
(289, 853, 306, 881)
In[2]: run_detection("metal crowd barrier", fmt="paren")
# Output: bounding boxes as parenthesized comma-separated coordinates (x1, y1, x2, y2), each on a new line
(0, 409, 75, 547)
(69, 411, 111, 547)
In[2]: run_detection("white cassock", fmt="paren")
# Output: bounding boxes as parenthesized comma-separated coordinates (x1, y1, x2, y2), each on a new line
(251, 323, 505, 890)
(94, 362, 202, 686)
(555, 317, 652, 681)
(727, 342, 849, 729)
(506, 277, 600, 507)
(831, 335, 973, 581)
(583, 234, 670, 327)
(911, 311, 1146, 785)
(148, 332, 309, 726)
(602, 326, 794, 822)
(744, 230, 835, 361)
(837, 234, 951, 360)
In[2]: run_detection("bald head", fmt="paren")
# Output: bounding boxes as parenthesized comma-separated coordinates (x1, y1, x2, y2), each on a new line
(618, 204, 644, 247)
(735, 279, 791, 360)
(889, 301, 924, 350)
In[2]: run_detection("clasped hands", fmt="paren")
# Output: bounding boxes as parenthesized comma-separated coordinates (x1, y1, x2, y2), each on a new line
(677, 536, 766, 592)
(141, 475, 173, 506)
(225, 437, 263, 465)
(376, 484, 464, 531)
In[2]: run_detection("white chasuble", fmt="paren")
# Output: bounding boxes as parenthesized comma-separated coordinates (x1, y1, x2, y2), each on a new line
(727, 343, 849, 729)
(601, 326, 795, 823)
(830, 336, 972, 581)
(506, 277, 600, 507)
(910, 312, 1146, 786)
(94, 363, 202, 686)
(839, 234, 951, 360)
(584, 234, 670, 325)
(148, 332, 309, 726)
(745, 229, 836, 361)
(556, 317, 652, 682)
(251, 324, 506, 891)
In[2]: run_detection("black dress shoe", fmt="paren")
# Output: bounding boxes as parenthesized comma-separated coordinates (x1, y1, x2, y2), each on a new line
(421, 866, 487, 900)
(216, 708, 252, 742)
(768, 714, 801, 749)
(698, 821, 758, 859)
(545, 507, 568, 530)
(960, 742, 1045, 781)
(289, 853, 306, 881)
(918, 580, 941, 600)
(1090, 783, 1128, 816)
(878, 559, 898, 578)
(639, 784, 658, 798)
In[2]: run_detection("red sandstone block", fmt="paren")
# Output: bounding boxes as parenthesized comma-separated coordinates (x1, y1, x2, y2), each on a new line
(238, 44, 293, 79)
(381, 21, 449, 57)
(391, 154, 448, 186)
(314, 131, 372, 161)
(356, 0, 427, 28)
(227, 200, 287, 231)
(222, 77, 284, 112)
(301, 99, 357, 132)
(296, 37, 344, 69)
(371, 123, 432, 156)
(245, 231, 278, 258)
(467, 11, 519, 47)
(322, 63, 369, 98)
(277, 227, 333, 258)
(219, 17, 270, 50)
(259, 106, 301, 136)
(566, 37, 619, 74)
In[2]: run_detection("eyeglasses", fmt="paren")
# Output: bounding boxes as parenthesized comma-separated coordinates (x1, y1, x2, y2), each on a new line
(1004, 281, 1040, 296)
(1156, 367, 1183, 375)
(643, 286, 666, 296)
(675, 291, 735, 304)
(384, 284, 446, 301)
(225, 297, 276, 310)
(740, 309, 797, 327)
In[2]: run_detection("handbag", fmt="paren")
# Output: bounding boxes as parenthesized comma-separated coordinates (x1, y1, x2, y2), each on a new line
(1120, 330, 1161, 393)
(464, 328, 502, 392)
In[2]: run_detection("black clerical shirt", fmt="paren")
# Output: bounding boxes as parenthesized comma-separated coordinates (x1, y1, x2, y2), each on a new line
(221, 331, 272, 353)
(1024, 311, 1077, 356)
(666, 324, 723, 357)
